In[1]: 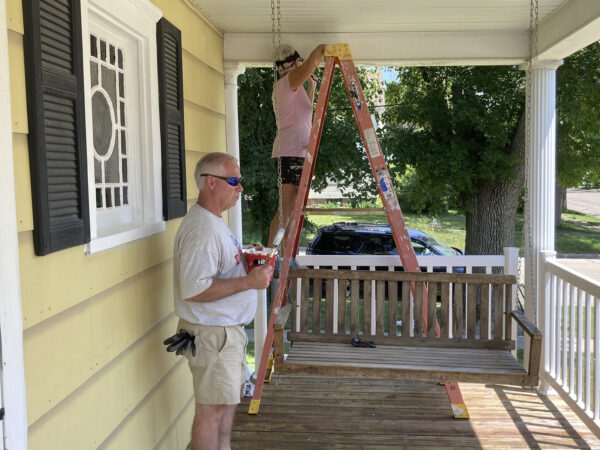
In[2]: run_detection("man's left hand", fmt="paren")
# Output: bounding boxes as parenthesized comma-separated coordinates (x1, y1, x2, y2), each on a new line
(246, 264, 272, 290)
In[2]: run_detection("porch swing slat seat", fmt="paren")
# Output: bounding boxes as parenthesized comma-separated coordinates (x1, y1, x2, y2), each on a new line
(273, 268, 542, 387)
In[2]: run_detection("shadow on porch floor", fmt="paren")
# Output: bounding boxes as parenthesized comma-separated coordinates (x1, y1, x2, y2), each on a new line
(232, 376, 599, 449)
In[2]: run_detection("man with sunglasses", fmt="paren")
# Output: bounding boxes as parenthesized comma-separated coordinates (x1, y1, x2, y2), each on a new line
(172, 152, 272, 450)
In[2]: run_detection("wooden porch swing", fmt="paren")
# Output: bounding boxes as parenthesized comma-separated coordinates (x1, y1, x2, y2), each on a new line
(274, 268, 541, 386)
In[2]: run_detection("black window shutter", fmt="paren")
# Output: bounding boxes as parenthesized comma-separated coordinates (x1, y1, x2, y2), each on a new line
(23, 0, 90, 255)
(157, 18, 187, 220)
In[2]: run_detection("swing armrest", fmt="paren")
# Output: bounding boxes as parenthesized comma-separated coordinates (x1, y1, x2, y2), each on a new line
(511, 309, 542, 379)
(511, 310, 542, 339)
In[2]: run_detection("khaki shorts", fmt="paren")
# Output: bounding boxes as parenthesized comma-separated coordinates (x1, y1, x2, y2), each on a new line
(177, 319, 248, 405)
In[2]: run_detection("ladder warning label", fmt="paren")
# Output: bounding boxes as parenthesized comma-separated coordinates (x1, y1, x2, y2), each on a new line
(376, 168, 393, 197)
(364, 128, 380, 158)
(376, 168, 399, 210)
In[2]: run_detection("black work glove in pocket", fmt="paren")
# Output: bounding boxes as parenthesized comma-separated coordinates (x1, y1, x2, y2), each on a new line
(163, 329, 196, 356)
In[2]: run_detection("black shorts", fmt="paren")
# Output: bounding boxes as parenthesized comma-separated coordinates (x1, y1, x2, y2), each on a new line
(272, 157, 305, 186)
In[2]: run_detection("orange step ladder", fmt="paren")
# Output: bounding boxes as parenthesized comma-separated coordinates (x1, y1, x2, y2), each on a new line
(249, 44, 468, 419)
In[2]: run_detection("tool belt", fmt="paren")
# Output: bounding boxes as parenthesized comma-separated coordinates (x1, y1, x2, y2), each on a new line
(163, 329, 196, 356)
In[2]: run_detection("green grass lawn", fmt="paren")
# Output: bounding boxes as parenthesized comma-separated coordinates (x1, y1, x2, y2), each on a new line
(243, 209, 466, 249)
(515, 210, 600, 254)
(243, 208, 600, 254)
(300, 210, 467, 249)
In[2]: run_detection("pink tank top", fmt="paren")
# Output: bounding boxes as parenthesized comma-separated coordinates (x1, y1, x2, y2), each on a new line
(271, 75, 313, 158)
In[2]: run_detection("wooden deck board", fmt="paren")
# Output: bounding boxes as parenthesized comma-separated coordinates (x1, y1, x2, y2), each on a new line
(232, 376, 600, 449)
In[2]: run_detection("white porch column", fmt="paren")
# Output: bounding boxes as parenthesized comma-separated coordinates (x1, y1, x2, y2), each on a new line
(0, 0, 28, 446)
(522, 60, 562, 363)
(223, 62, 269, 372)
(224, 62, 245, 244)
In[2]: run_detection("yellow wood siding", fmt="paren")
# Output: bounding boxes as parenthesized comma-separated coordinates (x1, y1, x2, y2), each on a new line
(8, 0, 227, 447)
(19, 222, 179, 329)
(101, 363, 195, 449)
(152, 0, 223, 73)
(13, 133, 33, 231)
(8, 29, 27, 134)
(24, 262, 174, 423)
(27, 319, 183, 449)
(184, 102, 226, 153)
(154, 401, 195, 450)
(182, 50, 226, 115)
(7, 0, 24, 34)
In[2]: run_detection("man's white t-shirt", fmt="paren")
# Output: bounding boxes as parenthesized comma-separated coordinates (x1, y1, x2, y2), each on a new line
(173, 204, 257, 326)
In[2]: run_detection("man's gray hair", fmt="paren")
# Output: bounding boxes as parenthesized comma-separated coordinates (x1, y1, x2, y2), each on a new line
(194, 152, 238, 190)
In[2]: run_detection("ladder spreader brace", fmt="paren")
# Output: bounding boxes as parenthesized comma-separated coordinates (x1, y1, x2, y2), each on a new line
(249, 44, 468, 419)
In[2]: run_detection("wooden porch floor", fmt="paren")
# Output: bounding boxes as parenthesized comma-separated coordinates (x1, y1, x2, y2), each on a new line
(232, 375, 600, 449)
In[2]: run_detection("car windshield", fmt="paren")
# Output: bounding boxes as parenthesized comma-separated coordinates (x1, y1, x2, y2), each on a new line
(314, 232, 356, 253)
(419, 235, 461, 256)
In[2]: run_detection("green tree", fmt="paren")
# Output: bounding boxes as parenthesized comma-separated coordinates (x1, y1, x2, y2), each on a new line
(381, 43, 600, 253)
(237, 68, 278, 244)
(237, 66, 383, 244)
(238, 44, 600, 252)
(556, 42, 600, 215)
(382, 66, 526, 254)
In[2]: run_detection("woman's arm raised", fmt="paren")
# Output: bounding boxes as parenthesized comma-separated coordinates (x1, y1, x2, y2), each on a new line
(287, 44, 327, 91)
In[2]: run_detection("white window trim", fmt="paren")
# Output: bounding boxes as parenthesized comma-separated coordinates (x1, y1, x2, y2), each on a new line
(80, 0, 164, 254)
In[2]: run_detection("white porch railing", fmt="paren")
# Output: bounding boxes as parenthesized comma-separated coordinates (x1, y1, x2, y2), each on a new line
(253, 247, 519, 371)
(297, 247, 519, 274)
(541, 251, 600, 436)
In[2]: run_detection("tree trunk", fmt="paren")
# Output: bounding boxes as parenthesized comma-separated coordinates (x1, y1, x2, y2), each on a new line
(465, 112, 526, 255)
(555, 183, 567, 227)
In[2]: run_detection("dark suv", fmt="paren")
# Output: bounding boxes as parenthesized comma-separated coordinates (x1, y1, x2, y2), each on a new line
(306, 222, 463, 258)
(302, 223, 464, 299)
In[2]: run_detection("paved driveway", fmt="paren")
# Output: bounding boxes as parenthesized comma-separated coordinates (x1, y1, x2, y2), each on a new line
(567, 188, 600, 217)
(556, 256, 600, 283)
(560, 189, 600, 282)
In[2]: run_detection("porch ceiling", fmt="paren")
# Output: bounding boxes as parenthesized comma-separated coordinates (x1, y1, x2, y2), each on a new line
(190, 0, 600, 66)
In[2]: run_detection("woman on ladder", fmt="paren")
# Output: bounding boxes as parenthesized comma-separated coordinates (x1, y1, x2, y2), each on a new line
(268, 43, 327, 248)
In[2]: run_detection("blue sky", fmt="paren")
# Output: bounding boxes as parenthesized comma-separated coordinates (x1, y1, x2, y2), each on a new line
(381, 67, 397, 84)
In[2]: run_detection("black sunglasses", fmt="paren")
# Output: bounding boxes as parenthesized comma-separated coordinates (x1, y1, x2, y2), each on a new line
(201, 174, 243, 186)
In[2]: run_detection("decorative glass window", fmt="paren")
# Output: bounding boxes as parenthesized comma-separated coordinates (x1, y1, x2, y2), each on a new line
(89, 34, 129, 210)
(82, 0, 164, 254)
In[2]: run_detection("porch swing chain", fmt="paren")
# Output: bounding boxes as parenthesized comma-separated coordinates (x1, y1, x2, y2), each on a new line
(523, 0, 539, 321)
(271, 0, 284, 233)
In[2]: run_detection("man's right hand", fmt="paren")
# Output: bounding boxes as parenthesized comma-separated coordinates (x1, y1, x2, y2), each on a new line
(246, 264, 272, 290)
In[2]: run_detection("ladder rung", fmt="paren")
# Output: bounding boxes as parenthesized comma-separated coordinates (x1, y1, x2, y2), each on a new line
(303, 207, 386, 215)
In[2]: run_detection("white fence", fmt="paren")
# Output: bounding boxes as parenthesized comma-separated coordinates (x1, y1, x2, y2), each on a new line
(297, 248, 519, 274)
(541, 252, 600, 436)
